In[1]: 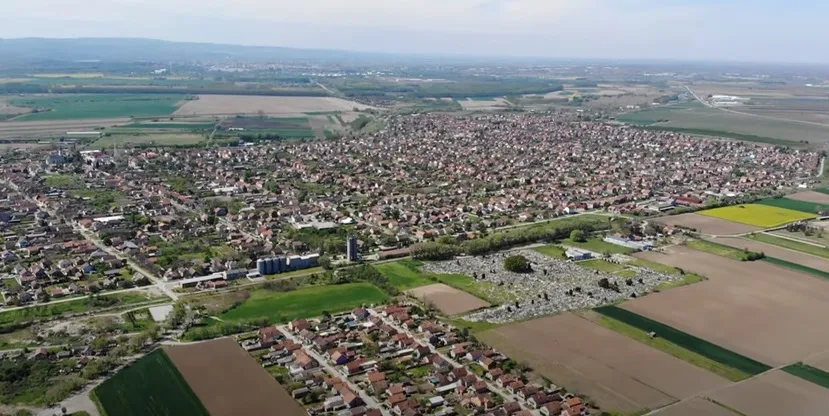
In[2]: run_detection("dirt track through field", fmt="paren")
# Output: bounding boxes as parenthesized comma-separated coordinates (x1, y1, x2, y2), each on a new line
(174, 95, 374, 116)
(708, 370, 829, 416)
(707, 236, 829, 270)
(655, 213, 760, 235)
(164, 338, 305, 416)
(406, 283, 489, 315)
(651, 398, 737, 416)
(479, 313, 729, 414)
(630, 247, 829, 365)
(786, 190, 829, 204)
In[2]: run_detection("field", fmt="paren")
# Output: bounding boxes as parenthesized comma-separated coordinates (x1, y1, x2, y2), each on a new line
(406, 283, 490, 316)
(10, 94, 187, 121)
(712, 236, 829, 270)
(375, 261, 433, 290)
(577, 259, 636, 278)
(431, 272, 517, 305)
(0, 292, 156, 330)
(630, 247, 829, 365)
(698, 204, 815, 228)
(165, 338, 305, 416)
(594, 306, 770, 375)
(708, 370, 829, 416)
(757, 196, 829, 214)
(532, 244, 565, 258)
(652, 398, 739, 416)
(562, 237, 634, 254)
(786, 190, 829, 204)
(654, 213, 760, 235)
(0, 118, 129, 139)
(478, 313, 730, 414)
(686, 239, 757, 261)
(218, 117, 315, 138)
(617, 101, 829, 144)
(90, 133, 206, 148)
(93, 349, 209, 416)
(457, 97, 513, 110)
(782, 363, 829, 388)
(174, 95, 373, 116)
(219, 283, 388, 323)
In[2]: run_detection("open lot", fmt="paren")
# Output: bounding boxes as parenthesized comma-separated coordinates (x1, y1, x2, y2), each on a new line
(698, 204, 815, 228)
(479, 313, 729, 414)
(165, 338, 305, 416)
(93, 349, 209, 416)
(654, 213, 760, 235)
(709, 236, 829, 270)
(630, 246, 829, 365)
(375, 261, 433, 290)
(406, 283, 490, 315)
(10, 94, 187, 121)
(708, 370, 829, 416)
(174, 95, 373, 116)
(90, 133, 206, 148)
(652, 398, 738, 416)
(219, 283, 388, 323)
(786, 190, 829, 204)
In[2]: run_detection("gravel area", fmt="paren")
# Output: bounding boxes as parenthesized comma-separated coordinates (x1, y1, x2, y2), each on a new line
(423, 250, 680, 323)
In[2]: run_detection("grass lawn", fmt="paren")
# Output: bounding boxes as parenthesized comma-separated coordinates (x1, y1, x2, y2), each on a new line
(12, 94, 187, 121)
(0, 292, 153, 330)
(747, 232, 829, 259)
(698, 204, 815, 228)
(91, 134, 205, 148)
(446, 318, 504, 334)
(591, 314, 750, 381)
(562, 237, 634, 255)
(93, 349, 209, 416)
(782, 362, 829, 388)
(532, 245, 566, 258)
(375, 261, 433, 290)
(577, 259, 628, 273)
(220, 283, 388, 323)
(686, 240, 749, 261)
(264, 266, 324, 280)
(433, 273, 517, 305)
(44, 174, 83, 189)
(594, 305, 771, 375)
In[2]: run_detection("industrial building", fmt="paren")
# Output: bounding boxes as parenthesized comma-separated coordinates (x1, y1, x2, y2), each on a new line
(346, 234, 359, 262)
(256, 254, 320, 276)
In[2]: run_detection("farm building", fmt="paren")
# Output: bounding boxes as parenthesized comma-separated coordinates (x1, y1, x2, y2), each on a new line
(565, 248, 592, 260)
(603, 236, 653, 251)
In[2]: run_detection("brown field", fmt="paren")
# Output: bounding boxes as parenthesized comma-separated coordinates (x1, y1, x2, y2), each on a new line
(406, 283, 490, 315)
(0, 118, 128, 138)
(479, 313, 729, 414)
(164, 337, 305, 416)
(707, 236, 829, 270)
(655, 213, 760, 235)
(805, 350, 829, 372)
(174, 95, 374, 116)
(652, 398, 737, 416)
(457, 98, 512, 110)
(709, 370, 829, 416)
(786, 190, 829, 204)
(630, 247, 829, 365)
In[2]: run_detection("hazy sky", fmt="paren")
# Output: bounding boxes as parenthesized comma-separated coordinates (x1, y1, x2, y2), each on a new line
(1, 0, 828, 63)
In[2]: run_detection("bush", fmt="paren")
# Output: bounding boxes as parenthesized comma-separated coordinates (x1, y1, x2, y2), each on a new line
(570, 229, 587, 242)
(504, 255, 532, 273)
(411, 242, 460, 260)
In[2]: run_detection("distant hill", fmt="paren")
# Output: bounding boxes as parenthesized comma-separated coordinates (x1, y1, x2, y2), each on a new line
(0, 37, 393, 65)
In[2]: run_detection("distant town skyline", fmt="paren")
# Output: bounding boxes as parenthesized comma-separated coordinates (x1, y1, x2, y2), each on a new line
(2, 0, 828, 64)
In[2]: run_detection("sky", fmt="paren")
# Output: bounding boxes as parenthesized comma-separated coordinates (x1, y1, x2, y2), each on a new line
(1, 0, 828, 63)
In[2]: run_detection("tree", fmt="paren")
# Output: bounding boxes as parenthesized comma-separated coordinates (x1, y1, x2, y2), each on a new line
(504, 255, 532, 273)
(570, 229, 587, 243)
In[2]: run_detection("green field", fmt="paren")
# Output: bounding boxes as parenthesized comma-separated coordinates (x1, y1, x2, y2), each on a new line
(591, 314, 750, 381)
(375, 261, 433, 290)
(818, 188, 829, 195)
(686, 240, 756, 261)
(617, 101, 829, 145)
(699, 204, 815, 228)
(532, 245, 566, 258)
(594, 306, 771, 375)
(219, 283, 388, 323)
(626, 258, 706, 289)
(762, 257, 829, 280)
(782, 363, 829, 388)
(124, 122, 217, 130)
(747, 233, 829, 259)
(93, 349, 209, 416)
(44, 174, 84, 188)
(91, 134, 206, 148)
(758, 197, 829, 214)
(577, 259, 636, 277)
(11, 94, 188, 121)
(562, 237, 635, 255)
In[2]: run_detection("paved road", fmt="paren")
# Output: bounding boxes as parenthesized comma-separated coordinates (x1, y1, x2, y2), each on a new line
(277, 325, 391, 416)
(367, 309, 530, 411)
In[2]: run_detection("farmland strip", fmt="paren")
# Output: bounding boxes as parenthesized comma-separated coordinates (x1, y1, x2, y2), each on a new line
(762, 257, 829, 280)
(782, 363, 829, 389)
(757, 197, 829, 214)
(594, 305, 772, 375)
